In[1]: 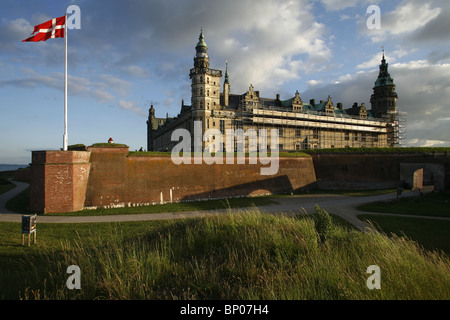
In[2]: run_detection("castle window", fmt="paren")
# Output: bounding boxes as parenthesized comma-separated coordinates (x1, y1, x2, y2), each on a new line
(295, 129, 301, 137)
(313, 129, 319, 139)
(345, 132, 349, 141)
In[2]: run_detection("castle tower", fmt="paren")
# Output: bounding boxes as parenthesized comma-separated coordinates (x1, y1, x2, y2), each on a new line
(189, 30, 222, 149)
(189, 30, 222, 111)
(223, 60, 230, 107)
(370, 52, 398, 118)
(146, 105, 156, 151)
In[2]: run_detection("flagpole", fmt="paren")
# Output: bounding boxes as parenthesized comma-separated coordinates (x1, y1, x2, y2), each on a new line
(63, 13, 68, 151)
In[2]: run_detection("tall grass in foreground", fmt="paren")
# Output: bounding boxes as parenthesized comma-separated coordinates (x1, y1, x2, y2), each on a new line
(6, 208, 450, 300)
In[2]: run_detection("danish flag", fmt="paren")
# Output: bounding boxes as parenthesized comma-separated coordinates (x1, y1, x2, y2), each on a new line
(22, 16, 66, 42)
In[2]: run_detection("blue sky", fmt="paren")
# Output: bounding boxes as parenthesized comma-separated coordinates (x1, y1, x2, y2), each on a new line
(1, 0, 449, 164)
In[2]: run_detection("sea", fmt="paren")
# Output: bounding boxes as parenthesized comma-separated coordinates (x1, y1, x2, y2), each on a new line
(0, 164, 29, 172)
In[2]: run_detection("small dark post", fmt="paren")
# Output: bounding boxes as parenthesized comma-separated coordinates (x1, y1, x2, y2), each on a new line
(22, 214, 37, 246)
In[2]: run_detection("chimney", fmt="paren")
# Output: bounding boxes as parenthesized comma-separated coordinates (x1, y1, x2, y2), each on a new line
(276, 94, 280, 101)
(337, 102, 343, 110)
(310, 99, 315, 106)
(353, 102, 358, 108)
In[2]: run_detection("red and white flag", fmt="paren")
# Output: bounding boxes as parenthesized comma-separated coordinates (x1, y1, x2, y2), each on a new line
(22, 16, 66, 42)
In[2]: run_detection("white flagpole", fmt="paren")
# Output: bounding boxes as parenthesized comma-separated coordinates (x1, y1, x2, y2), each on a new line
(63, 13, 68, 151)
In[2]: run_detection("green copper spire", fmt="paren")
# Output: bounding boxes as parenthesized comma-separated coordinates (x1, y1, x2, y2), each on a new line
(196, 28, 207, 49)
(195, 28, 208, 59)
(375, 51, 395, 87)
(224, 60, 230, 84)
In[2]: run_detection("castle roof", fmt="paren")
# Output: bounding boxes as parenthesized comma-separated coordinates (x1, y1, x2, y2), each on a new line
(375, 53, 395, 87)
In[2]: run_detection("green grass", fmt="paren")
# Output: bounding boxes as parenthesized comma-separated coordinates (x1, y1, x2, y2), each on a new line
(56, 197, 278, 216)
(90, 143, 129, 148)
(128, 151, 310, 157)
(356, 192, 450, 217)
(0, 177, 15, 195)
(358, 215, 450, 255)
(291, 188, 397, 197)
(303, 146, 450, 154)
(5, 186, 278, 216)
(5, 186, 30, 213)
(0, 208, 449, 300)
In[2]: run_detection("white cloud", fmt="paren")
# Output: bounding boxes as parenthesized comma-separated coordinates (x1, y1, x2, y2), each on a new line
(383, 2, 441, 35)
(99, 74, 130, 97)
(207, 0, 331, 94)
(301, 59, 450, 146)
(91, 88, 115, 103)
(356, 49, 409, 69)
(362, 1, 442, 43)
(118, 100, 145, 116)
(307, 80, 323, 87)
(122, 65, 149, 78)
(320, 0, 381, 11)
(408, 139, 448, 147)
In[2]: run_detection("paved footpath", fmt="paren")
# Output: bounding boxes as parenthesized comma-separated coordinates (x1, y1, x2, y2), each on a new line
(1, 181, 447, 232)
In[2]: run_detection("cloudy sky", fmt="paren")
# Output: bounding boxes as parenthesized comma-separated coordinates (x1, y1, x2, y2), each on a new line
(1, 0, 449, 164)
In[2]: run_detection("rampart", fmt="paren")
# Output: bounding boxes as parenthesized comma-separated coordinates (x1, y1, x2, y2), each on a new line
(30, 147, 316, 213)
(29, 147, 450, 213)
(309, 151, 450, 191)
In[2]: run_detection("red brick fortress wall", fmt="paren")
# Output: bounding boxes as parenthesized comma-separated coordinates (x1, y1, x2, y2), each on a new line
(309, 152, 450, 191)
(30, 150, 91, 213)
(84, 147, 317, 209)
(29, 147, 450, 213)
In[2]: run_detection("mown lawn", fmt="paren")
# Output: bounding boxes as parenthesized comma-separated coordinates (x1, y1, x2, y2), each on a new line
(356, 192, 450, 218)
(359, 215, 450, 255)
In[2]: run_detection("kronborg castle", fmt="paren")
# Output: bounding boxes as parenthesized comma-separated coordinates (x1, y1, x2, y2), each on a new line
(147, 31, 400, 152)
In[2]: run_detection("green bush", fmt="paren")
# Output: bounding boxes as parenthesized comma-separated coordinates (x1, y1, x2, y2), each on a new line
(313, 204, 333, 243)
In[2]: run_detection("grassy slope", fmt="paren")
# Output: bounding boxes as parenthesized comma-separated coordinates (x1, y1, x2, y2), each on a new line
(357, 192, 450, 256)
(359, 215, 450, 255)
(0, 209, 448, 300)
